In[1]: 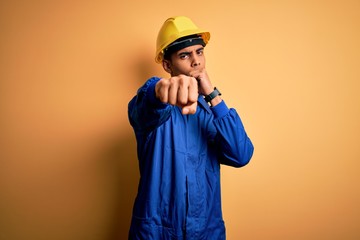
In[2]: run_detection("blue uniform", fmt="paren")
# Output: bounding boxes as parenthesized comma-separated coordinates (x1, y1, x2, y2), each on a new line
(128, 77, 254, 239)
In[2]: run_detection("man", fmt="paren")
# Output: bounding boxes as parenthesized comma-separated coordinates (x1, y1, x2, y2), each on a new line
(128, 16, 254, 239)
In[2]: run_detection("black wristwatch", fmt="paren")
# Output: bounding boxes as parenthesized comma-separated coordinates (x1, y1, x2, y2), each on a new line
(204, 87, 221, 103)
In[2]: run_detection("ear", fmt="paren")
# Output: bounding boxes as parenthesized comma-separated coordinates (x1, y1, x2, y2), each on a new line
(162, 60, 172, 74)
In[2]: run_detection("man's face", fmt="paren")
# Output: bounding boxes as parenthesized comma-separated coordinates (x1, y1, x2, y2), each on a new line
(163, 44, 206, 77)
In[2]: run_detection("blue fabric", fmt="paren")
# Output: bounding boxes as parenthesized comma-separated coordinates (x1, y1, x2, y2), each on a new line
(128, 77, 254, 239)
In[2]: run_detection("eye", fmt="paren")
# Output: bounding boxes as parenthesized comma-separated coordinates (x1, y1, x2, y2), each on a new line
(179, 54, 189, 60)
(197, 49, 204, 55)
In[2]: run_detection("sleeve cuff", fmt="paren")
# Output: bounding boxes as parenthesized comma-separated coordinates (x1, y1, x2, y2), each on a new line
(211, 100, 229, 119)
(146, 77, 168, 108)
(147, 78, 159, 104)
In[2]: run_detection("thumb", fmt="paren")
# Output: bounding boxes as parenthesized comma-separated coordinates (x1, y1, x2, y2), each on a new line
(181, 102, 197, 115)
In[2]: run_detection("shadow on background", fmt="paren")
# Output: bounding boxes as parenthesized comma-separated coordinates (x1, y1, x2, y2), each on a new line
(103, 133, 138, 240)
(105, 46, 162, 239)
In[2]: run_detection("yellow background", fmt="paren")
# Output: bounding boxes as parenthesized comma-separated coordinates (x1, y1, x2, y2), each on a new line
(1, 1, 359, 239)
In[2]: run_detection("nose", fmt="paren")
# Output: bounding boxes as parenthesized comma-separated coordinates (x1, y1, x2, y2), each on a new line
(191, 55, 200, 68)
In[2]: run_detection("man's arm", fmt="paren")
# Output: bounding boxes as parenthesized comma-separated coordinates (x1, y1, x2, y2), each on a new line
(192, 68, 253, 167)
(128, 77, 172, 132)
(212, 104, 254, 168)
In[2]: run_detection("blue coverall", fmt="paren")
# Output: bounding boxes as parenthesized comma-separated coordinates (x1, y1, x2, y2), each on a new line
(128, 77, 254, 239)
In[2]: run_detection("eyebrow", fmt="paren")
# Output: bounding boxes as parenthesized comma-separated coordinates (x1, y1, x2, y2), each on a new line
(178, 47, 204, 56)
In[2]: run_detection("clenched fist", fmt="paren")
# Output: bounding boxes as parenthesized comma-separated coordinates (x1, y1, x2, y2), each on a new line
(155, 74, 198, 115)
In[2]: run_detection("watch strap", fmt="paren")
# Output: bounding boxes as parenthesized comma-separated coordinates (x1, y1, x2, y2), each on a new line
(204, 87, 221, 102)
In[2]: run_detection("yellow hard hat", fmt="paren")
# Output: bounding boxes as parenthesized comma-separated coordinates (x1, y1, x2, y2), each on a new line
(155, 16, 210, 63)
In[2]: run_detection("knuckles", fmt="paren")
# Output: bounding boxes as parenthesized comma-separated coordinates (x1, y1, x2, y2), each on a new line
(157, 75, 199, 106)
(159, 78, 170, 88)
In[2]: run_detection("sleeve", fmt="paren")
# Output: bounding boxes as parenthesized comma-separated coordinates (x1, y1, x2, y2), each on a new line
(211, 101, 254, 168)
(128, 77, 172, 133)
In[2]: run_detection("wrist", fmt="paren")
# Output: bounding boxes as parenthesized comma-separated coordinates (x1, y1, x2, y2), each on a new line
(204, 87, 221, 102)
(204, 87, 222, 106)
(210, 96, 222, 106)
